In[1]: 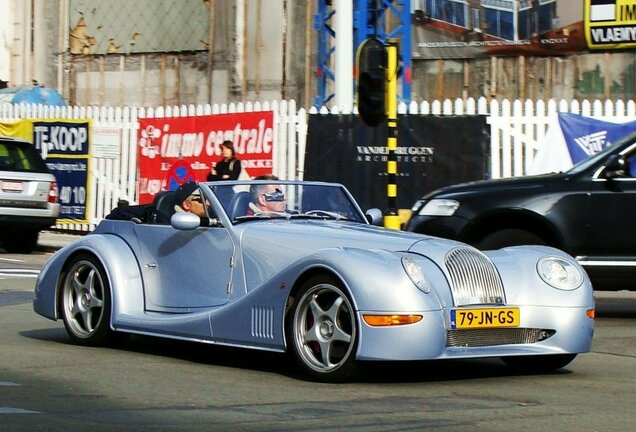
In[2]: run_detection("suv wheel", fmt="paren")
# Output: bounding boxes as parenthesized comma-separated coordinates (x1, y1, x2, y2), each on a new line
(3, 230, 39, 253)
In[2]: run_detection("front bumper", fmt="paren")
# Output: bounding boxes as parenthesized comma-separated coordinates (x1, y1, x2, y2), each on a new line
(356, 305, 594, 361)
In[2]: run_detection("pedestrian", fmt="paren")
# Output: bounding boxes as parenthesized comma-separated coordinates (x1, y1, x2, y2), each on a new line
(207, 141, 241, 181)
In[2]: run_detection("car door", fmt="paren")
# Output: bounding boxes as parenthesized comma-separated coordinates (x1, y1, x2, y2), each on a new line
(133, 224, 235, 311)
(584, 146, 636, 260)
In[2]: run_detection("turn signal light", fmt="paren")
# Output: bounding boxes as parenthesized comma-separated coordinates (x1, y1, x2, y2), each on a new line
(586, 309, 595, 319)
(363, 314, 423, 327)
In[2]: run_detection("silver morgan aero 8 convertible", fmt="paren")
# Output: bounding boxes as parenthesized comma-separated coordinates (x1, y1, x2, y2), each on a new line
(34, 180, 595, 382)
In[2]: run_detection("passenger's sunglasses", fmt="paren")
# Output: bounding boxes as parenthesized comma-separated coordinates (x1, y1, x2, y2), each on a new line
(263, 189, 285, 202)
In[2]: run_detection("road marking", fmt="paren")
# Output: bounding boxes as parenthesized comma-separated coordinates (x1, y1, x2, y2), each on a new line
(0, 382, 40, 414)
(0, 257, 23, 263)
(0, 407, 40, 414)
(0, 269, 40, 278)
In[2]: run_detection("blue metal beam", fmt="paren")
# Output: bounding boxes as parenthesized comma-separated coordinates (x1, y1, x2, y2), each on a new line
(314, 0, 411, 108)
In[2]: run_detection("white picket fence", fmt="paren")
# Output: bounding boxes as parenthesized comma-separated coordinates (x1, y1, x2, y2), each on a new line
(2, 97, 636, 231)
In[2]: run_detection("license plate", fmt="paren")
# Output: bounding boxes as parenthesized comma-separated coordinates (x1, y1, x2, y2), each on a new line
(450, 307, 520, 329)
(1, 181, 23, 192)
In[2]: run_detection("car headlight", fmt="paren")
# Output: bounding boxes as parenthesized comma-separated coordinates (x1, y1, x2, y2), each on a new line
(402, 256, 431, 293)
(418, 199, 460, 216)
(537, 256, 584, 290)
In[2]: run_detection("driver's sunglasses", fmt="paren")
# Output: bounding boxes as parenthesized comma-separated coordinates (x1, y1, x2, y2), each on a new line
(263, 189, 285, 202)
(190, 196, 203, 203)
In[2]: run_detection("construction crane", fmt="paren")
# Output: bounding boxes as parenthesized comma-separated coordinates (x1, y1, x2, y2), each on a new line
(314, 0, 412, 108)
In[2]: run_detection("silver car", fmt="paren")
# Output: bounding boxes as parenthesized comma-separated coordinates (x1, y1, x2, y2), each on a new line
(34, 180, 594, 382)
(0, 136, 60, 253)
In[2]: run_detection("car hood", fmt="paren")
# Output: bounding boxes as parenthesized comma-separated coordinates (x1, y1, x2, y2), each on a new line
(425, 172, 567, 199)
(238, 220, 463, 285)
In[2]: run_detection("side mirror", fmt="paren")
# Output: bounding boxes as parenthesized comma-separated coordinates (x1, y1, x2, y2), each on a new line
(365, 208, 383, 226)
(171, 212, 201, 230)
(604, 154, 626, 179)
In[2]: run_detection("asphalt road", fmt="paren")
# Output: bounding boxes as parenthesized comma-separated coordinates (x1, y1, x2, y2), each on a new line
(1, 231, 635, 431)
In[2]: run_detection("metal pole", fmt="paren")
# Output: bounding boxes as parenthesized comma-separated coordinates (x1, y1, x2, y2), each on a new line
(384, 39, 400, 230)
(334, 0, 353, 110)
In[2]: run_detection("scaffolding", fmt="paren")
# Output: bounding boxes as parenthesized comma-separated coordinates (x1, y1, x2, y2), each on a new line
(314, 0, 412, 108)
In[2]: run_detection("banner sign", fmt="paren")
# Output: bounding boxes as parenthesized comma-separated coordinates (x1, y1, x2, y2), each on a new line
(413, 0, 587, 59)
(0, 119, 91, 223)
(137, 111, 274, 204)
(585, 0, 636, 49)
(304, 115, 489, 211)
(33, 120, 91, 223)
(530, 112, 636, 174)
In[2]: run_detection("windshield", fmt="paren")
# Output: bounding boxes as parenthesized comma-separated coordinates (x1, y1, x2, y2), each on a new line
(209, 181, 367, 224)
(567, 130, 636, 175)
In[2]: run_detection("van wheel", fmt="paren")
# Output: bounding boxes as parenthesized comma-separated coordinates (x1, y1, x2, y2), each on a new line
(475, 229, 545, 250)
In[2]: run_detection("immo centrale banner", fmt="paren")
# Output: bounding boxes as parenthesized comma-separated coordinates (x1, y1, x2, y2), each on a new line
(137, 111, 275, 204)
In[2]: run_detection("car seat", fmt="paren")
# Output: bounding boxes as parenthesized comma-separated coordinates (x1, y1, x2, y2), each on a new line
(150, 190, 176, 224)
(227, 191, 252, 219)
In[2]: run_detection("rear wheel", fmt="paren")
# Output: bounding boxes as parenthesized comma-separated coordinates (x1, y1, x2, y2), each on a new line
(475, 229, 546, 250)
(502, 354, 577, 372)
(286, 275, 358, 382)
(59, 253, 120, 346)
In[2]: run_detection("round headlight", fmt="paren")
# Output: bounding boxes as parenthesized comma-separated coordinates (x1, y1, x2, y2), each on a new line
(402, 256, 431, 293)
(418, 199, 460, 216)
(537, 256, 584, 290)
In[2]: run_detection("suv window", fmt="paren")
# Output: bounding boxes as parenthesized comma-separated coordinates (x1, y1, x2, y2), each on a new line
(0, 141, 49, 173)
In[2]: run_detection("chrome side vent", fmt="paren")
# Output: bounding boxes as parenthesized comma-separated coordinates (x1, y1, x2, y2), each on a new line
(251, 306, 274, 339)
(444, 247, 506, 306)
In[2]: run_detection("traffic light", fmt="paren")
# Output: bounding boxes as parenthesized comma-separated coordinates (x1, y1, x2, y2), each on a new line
(356, 38, 386, 127)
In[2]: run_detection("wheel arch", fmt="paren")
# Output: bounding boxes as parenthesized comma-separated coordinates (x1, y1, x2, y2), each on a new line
(463, 209, 564, 249)
(53, 235, 145, 322)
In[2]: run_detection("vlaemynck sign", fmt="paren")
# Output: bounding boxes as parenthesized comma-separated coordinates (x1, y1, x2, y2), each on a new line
(585, 0, 636, 49)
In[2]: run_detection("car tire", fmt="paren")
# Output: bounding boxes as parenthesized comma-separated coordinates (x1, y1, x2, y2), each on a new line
(286, 275, 359, 382)
(3, 229, 39, 253)
(59, 253, 121, 346)
(475, 229, 546, 250)
(501, 353, 577, 372)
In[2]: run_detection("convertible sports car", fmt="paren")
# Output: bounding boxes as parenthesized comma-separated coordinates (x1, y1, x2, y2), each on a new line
(34, 180, 595, 382)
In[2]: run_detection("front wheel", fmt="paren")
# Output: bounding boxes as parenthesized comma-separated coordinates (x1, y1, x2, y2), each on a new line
(59, 253, 119, 346)
(286, 276, 359, 382)
(502, 354, 577, 372)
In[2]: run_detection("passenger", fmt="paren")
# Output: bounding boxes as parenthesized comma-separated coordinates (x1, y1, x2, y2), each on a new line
(248, 175, 285, 215)
(174, 181, 207, 217)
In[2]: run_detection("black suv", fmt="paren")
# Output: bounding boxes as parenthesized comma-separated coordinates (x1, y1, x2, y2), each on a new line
(0, 136, 60, 253)
(406, 131, 636, 290)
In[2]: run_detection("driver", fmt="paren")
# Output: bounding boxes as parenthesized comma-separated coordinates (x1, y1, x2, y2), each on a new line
(174, 181, 207, 217)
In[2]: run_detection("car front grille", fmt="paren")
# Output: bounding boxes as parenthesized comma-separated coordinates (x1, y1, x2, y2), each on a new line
(446, 328, 555, 347)
(444, 247, 506, 306)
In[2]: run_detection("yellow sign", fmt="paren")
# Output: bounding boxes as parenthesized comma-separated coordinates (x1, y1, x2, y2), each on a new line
(585, 0, 636, 49)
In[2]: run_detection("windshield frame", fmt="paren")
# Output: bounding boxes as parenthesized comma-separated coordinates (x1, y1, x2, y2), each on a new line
(203, 180, 369, 225)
